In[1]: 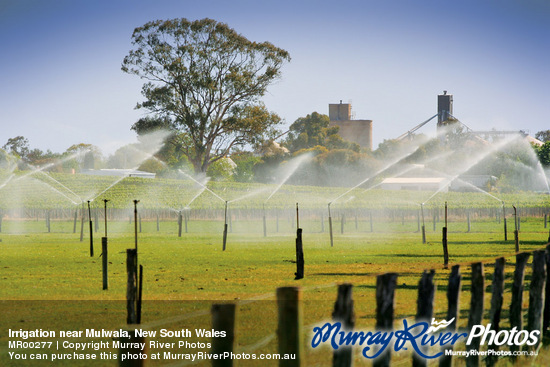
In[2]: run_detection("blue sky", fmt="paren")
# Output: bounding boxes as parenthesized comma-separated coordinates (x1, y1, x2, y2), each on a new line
(1, 0, 549, 155)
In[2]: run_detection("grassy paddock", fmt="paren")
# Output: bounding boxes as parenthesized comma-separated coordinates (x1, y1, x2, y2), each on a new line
(1, 214, 550, 365)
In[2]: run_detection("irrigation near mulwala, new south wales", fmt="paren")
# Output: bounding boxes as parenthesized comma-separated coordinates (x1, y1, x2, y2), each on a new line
(3, 126, 550, 366)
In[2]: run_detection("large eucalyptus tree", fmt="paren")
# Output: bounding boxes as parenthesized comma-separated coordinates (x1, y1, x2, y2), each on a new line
(122, 18, 290, 173)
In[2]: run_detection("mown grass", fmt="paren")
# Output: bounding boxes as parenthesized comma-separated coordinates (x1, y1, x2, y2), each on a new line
(1, 216, 550, 366)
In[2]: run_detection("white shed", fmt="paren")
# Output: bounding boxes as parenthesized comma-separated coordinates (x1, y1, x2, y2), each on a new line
(380, 177, 448, 191)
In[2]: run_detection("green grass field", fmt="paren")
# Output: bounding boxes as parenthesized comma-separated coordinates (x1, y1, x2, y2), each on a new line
(2, 214, 550, 366)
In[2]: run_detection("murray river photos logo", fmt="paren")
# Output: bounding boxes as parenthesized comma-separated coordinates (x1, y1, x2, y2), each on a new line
(311, 318, 540, 360)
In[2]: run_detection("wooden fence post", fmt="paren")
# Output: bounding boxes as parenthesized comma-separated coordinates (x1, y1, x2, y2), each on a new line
(413, 270, 435, 367)
(374, 273, 398, 367)
(510, 252, 530, 356)
(277, 287, 303, 367)
(439, 265, 461, 367)
(528, 250, 546, 350)
(118, 332, 147, 367)
(137, 265, 143, 325)
(222, 223, 228, 251)
(544, 244, 550, 335)
(295, 229, 304, 280)
(332, 284, 354, 367)
(211, 303, 236, 367)
(442, 227, 449, 267)
(466, 262, 484, 367)
(510, 253, 531, 330)
(486, 257, 505, 366)
(126, 249, 137, 324)
(489, 258, 505, 330)
(102, 237, 108, 290)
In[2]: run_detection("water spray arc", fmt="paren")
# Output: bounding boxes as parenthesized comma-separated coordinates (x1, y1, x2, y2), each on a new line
(176, 169, 230, 248)
(178, 169, 226, 204)
(261, 153, 312, 237)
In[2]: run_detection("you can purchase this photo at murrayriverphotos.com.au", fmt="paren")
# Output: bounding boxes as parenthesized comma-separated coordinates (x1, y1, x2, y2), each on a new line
(2, 0, 550, 366)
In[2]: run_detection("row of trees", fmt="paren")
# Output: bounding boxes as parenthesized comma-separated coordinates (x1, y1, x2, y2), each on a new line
(0, 136, 159, 173)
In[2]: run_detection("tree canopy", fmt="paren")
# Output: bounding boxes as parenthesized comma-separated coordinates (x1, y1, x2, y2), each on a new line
(535, 130, 550, 143)
(122, 18, 290, 173)
(284, 112, 360, 153)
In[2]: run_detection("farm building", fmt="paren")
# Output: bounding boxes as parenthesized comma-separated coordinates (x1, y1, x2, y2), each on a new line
(80, 169, 156, 179)
(380, 177, 448, 191)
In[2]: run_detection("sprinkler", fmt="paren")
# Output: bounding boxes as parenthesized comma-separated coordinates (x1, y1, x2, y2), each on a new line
(87, 200, 93, 257)
(328, 203, 334, 247)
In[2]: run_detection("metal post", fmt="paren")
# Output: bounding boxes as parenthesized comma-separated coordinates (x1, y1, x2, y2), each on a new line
(421, 203, 426, 244)
(133, 200, 139, 252)
(328, 203, 334, 247)
(223, 201, 228, 251)
(103, 199, 109, 238)
(87, 200, 93, 257)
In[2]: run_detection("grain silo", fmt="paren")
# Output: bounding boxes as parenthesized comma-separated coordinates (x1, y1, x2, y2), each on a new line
(328, 101, 373, 150)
